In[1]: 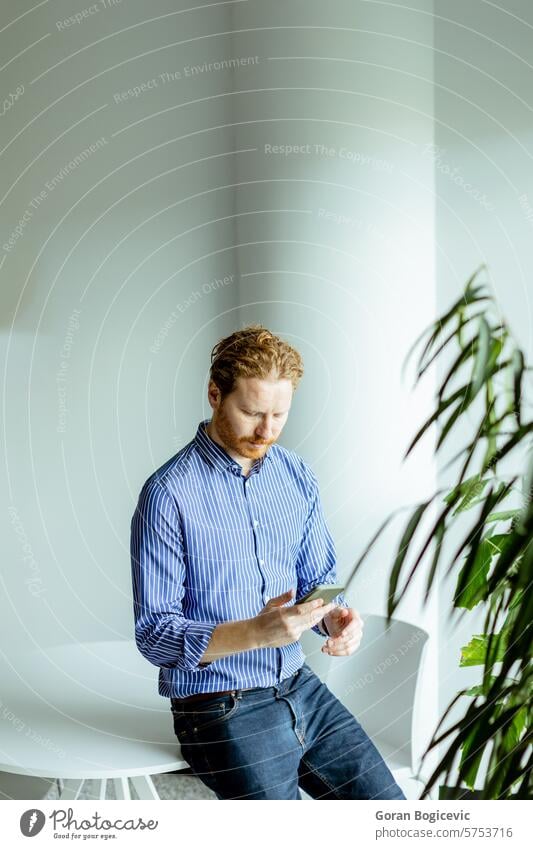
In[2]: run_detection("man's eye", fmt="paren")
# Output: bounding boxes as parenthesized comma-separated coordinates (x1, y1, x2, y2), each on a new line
(242, 411, 285, 417)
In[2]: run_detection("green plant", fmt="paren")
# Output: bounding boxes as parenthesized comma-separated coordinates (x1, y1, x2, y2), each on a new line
(348, 267, 532, 799)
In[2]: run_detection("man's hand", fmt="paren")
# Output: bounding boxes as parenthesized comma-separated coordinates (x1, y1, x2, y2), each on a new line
(254, 588, 336, 649)
(322, 607, 363, 656)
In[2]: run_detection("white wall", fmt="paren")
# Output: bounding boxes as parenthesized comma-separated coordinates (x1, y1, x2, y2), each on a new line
(1, 0, 240, 655)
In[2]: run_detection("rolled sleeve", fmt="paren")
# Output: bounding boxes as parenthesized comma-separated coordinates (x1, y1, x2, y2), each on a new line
(130, 478, 217, 670)
(294, 466, 349, 637)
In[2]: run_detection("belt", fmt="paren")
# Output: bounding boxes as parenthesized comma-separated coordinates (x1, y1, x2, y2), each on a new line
(172, 667, 304, 705)
(172, 687, 256, 705)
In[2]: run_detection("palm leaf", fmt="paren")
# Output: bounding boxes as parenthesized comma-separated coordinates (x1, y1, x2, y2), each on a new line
(387, 486, 467, 615)
(511, 349, 525, 426)
(454, 535, 508, 609)
(437, 337, 478, 401)
(446, 480, 515, 581)
(403, 385, 467, 459)
(471, 317, 492, 397)
(387, 500, 433, 616)
(460, 633, 507, 667)
(403, 267, 488, 380)
(424, 518, 445, 604)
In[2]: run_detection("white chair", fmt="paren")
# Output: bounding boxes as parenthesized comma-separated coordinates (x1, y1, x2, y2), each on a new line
(299, 613, 430, 799)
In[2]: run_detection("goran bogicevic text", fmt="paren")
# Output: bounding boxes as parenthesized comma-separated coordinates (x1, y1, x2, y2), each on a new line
(376, 810, 471, 823)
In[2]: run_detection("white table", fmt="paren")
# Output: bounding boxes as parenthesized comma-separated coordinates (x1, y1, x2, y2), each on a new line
(0, 640, 188, 800)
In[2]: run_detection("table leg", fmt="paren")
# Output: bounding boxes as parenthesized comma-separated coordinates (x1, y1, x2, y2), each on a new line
(112, 777, 131, 799)
(129, 774, 160, 800)
(99, 779, 107, 799)
(59, 779, 85, 799)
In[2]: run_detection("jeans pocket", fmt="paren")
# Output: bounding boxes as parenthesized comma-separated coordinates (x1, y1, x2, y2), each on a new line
(190, 694, 240, 732)
(169, 707, 189, 743)
(172, 694, 240, 735)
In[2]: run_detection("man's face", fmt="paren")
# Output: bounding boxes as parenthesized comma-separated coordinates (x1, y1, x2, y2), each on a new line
(209, 374, 293, 462)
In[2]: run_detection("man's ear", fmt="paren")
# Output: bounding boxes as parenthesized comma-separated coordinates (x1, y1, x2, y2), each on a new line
(207, 380, 221, 409)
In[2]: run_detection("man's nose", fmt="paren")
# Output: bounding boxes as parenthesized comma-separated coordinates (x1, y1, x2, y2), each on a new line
(255, 419, 274, 439)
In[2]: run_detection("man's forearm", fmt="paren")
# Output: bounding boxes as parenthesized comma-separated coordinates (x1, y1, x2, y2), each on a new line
(198, 618, 261, 665)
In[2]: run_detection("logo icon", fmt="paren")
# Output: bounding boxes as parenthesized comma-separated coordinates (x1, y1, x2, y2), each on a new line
(20, 809, 46, 837)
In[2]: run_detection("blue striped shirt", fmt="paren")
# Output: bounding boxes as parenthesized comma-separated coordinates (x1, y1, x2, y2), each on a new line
(130, 418, 347, 697)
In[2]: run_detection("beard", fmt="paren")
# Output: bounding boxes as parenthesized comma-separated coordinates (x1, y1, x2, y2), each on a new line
(214, 402, 276, 460)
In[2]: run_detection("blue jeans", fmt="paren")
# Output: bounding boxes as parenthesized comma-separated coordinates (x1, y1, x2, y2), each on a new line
(170, 662, 406, 800)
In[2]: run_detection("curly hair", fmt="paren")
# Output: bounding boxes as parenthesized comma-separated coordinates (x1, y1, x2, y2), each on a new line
(209, 324, 304, 399)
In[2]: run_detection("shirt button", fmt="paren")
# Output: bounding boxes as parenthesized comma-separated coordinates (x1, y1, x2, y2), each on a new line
(253, 519, 259, 527)
(259, 559, 265, 566)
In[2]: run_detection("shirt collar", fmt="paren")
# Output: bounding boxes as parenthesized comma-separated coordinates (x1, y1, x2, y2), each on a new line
(194, 419, 272, 476)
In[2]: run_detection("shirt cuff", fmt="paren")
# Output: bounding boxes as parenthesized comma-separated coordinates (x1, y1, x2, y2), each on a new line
(181, 620, 218, 670)
(313, 618, 330, 637)
(311, 592, 349, 637)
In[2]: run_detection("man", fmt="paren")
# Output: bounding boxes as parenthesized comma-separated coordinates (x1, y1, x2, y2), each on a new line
(130, 324, 405, 800)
